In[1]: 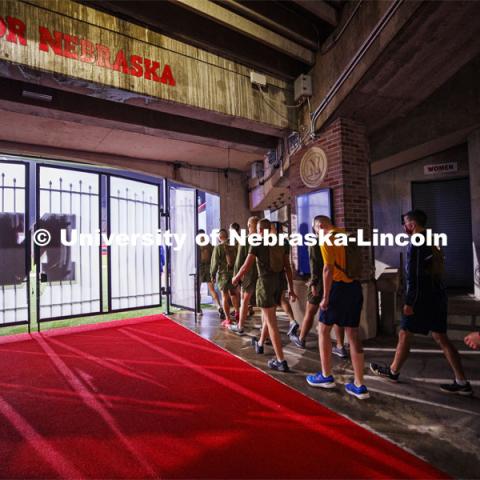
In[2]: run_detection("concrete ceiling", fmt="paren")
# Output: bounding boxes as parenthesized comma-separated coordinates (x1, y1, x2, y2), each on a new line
(335, 0, 480, 135)
(81, 0, 339, 79)
(0, 109, 261, 170)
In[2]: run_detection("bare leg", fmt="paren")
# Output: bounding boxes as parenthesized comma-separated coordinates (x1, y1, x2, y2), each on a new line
(318, 323, 333, 377)
(432, 332, 466, 381)
(300, 303, 319, 341)
(346, 327, 364, 386)
(280, 295, 296, 323)
(390, 329, 412, 373)
(229, 289, 240, 313)
(207, 282, 221, 307)
(238, 290, 253, 330)
(221, 291, 230, 319)
(263, 306, 284, 361)
(334, 325, 345, 348)
(259, 314, 269, 345)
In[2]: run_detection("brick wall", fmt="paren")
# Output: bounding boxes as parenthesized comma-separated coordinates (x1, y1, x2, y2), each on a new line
(288, 118, 373, 280)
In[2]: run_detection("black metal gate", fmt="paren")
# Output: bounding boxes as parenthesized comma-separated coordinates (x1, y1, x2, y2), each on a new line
(0, 160, 30, 329)
(36, 165, 102, 322)
(0, 154, 218, 332)
(107, 175, 162, 312)
(0, 157, 166, 331)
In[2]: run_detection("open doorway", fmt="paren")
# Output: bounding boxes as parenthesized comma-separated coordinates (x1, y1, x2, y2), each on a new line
(197, 191, 221, 306)
(412, 178, 473, 292)
(167, 183, 221, 313)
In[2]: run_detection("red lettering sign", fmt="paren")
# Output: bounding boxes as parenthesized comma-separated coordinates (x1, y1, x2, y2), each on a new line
(39, 27, 63, 55)
(129, 55, 143, 77)
(62, 34, 78, 60)
(6, 16, 27, 45)
(0, 18, 177, 88)
(0, 17, 6, 38)
(161, 64, 175, 86)
(35, 25, 176, 87)
(144, 58, 161, 82)
(80, 39, 95, 63)
(112, 50, 129, 74)
(95, 43, 113, 69)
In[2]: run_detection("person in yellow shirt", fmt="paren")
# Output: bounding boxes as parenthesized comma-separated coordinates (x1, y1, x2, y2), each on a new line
(306, 216, 369, 400)
(289, 215, 346, 358)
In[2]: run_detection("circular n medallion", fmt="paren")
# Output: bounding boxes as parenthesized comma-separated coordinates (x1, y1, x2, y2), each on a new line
(299, 147, 328, 188)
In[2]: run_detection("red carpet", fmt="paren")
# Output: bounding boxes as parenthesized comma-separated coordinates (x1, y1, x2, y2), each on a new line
(0, 315, 446, 479)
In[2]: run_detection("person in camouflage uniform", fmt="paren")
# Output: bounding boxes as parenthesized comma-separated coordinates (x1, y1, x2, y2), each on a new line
(229, 216, 259, 334)
(273, 222, 301, 338)
(197, 229, 223, 318)
(289, 216, 346, 356)
(233, 218, 297, 372)
(211, 228, 240, 326)
(229, 222, 242, 321)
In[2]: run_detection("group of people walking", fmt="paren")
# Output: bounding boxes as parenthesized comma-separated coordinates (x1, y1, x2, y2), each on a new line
(198, 210, 474, 400)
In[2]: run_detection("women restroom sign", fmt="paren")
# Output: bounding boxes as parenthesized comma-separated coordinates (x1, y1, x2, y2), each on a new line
(424, 162, 458, 175)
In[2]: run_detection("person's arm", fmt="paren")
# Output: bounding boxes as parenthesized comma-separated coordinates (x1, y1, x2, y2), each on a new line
(309, 244, 322, 296)
(210, 246, 219, 282)
(321, 265, 333, 310)
(464, 331, 480, 350)
(308, 246, 319, 283)
(233, 245, 244, 277)
(284, 254, 297, 302)
(232, 254, 255, 286)
(320, 243, 334, 310)
(404, 243, 418, 315)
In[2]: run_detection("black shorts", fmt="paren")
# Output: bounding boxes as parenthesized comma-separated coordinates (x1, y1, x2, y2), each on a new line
(319, 281, 363, 328)
(400, 293, 447, 335)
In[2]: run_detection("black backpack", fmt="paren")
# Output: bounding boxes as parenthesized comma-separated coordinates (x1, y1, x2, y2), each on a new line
(333, 232, 363, 280)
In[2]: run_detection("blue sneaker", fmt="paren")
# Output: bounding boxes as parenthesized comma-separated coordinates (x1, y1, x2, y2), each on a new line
(267, 358, 289, 372)
(345, 382, 370, 400)
(251, 337, 264, 354)
(306, 373, 336, 389)
(287, 321, 299, 337)
(332, 346, 348, 358)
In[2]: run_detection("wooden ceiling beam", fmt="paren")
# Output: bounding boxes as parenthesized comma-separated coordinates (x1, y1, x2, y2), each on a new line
(291, 0, 338, 27)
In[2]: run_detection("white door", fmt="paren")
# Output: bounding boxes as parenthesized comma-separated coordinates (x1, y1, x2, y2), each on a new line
(168, 184, 197, 310)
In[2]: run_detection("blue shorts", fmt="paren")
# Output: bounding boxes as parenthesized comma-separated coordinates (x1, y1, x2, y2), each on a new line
(400, 293, 447, 335)
(319, 281, 363, 328)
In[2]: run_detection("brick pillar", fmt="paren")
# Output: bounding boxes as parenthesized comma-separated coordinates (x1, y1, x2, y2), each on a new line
(339, 118, 374, 280)
(288, 117, 377, 338)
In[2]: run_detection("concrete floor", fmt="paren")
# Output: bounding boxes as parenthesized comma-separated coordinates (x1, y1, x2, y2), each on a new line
(171, 308, 480, 479)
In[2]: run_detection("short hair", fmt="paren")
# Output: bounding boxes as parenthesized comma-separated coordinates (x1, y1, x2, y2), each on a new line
(258, 218, 271, 231)
(247, 216, 259, 228)
(230, 222, 240, 232)
(315, 215, 332, 226)
(198, 229, 205, 235)
(404, 209, 427, 227)
(218, 228, 228, 238)
(273, 221, 283, 233)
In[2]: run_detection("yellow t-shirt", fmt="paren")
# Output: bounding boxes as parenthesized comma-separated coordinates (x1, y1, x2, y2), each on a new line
(320, 228, 353, 283)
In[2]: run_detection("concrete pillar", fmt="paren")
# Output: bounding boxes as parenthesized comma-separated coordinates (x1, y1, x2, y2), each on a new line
(176, 167, 251, 229)
(468, 129, 480, 299)
(217, 170, 251, 228)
